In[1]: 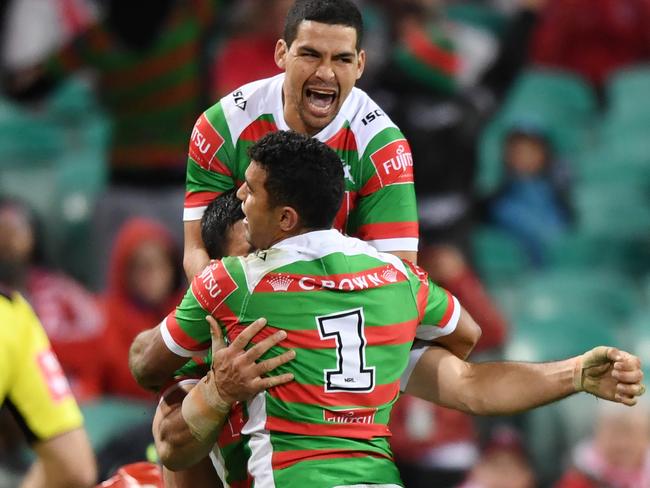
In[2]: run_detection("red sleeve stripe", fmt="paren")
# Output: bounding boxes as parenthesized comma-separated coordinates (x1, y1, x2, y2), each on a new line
(185, 190, 222, 208)
(415, 279, 430, 323)
(272, 448, 392, 471)
(266, 416, 391, 440)
(356, 221, 419, 241)
(162, 313, 209, 354)
(439, 290, 457, 327)
(269, 382, 399, 408)
(223, 319, 417, 350)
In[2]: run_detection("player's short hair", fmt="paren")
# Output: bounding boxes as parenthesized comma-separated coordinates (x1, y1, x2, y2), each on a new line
(201, 189, 245, 260)
(284, 0, 364, 50)
(248, 131, 344, 230)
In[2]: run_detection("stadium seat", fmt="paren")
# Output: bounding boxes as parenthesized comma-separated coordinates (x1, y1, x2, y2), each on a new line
(508, 268, 640, 327)
(605, 64, 650, 124)
(444, 3, 508, 37)
(471, 226, 531, 287)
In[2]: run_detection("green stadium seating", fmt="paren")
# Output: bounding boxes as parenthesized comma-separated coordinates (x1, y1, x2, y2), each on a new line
(444, 3, 508, 37)
(605, 64, 650, 124)
(471, 226, 531, 287)
(509, 268, 639, 326)
(477, 69, 597, 195)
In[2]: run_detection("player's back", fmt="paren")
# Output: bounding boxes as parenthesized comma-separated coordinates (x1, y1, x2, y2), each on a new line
(212, 230, 451, 487)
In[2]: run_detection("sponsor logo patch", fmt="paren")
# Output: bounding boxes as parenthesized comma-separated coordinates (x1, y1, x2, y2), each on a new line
(37, 350, 72, 402)
(189, 114, 225, 169)
(192, 261, 238, 311)
(369, 139, 414, 187)
(324, 408, 377, 424)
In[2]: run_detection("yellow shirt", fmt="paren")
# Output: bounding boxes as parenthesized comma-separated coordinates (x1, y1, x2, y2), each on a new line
(0, 290, 83, 442)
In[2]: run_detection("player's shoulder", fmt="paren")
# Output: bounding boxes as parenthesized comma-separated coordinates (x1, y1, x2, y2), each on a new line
(219, 75, 282, 127)
(342, 87, 406, 156)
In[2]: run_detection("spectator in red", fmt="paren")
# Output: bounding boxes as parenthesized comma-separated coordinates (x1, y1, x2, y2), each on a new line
(211, 0, 291, 98)
(101, 218, 185, 400)
(555, 400, 650, 488)
(0, 197, 105, 402)
(530, 0, 650, 92)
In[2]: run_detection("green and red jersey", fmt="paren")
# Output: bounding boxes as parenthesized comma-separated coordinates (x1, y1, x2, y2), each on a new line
(161, 230, 460, 486)
(184, 74, 419, 253)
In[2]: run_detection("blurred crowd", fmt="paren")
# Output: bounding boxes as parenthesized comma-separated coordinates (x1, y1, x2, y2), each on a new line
(1, 0, 650, 486)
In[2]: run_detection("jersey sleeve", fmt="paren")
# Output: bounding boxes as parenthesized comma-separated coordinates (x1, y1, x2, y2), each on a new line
(160, 260, 239, 357)
(352, 127, 419, 252)
(184, 102, 236, 221)
(406, 261, 461, 341)
(7, 295, 83, 442)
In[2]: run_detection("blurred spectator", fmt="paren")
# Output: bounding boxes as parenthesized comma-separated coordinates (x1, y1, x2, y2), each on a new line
(0, 197, 105, 402)
(555, 400, 650, 488)
(389, 397, 479, 488)
(210, 0, 290, 98)
(101, 218, 185, 400)
(4, 0, 219, 184)
(487, 121, 573, 266)
(459, 425, 537, 488)
(530, 0, 650, 95)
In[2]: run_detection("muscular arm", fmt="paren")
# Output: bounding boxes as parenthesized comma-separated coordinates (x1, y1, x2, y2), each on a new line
(405, 346, 645, 415)
(22, 428, 96, 488)
(129, 325, 188, 391)
(154, 383, 225, 479)
(155, 318, 295, 471)
(184, 220, 211, 281)
(432, 307, 482, 360)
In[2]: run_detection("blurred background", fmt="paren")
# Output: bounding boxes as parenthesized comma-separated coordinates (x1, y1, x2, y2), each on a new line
(0, 0, 649, 486)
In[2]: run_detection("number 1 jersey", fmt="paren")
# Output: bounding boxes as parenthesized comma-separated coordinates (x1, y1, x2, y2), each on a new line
(160, 230, 460, 487)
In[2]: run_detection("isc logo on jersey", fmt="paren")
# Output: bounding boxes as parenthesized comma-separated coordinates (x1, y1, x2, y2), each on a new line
(370, 139, 414, 188)
(189, 113, 225, 170)
(192, 261, 238, 312)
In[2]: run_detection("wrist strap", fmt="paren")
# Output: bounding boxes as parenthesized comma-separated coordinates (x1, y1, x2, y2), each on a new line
(181, 376, 232, 443)
(572, 355, 584, 392)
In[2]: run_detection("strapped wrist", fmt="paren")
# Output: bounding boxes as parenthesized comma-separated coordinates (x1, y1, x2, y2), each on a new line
(181, 375, 232, 443)
(573, 355, 584, 392)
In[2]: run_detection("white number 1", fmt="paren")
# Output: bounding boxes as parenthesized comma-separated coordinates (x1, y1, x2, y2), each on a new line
(316, 308, 375, 393)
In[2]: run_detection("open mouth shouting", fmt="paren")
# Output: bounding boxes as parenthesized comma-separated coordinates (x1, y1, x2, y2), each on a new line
(304, 85, 339, 119)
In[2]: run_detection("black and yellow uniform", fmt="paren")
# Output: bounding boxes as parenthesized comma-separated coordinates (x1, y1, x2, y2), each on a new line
(0, 289, 83, 442)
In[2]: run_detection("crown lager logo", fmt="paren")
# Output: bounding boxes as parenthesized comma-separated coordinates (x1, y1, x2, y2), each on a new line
(268, 274, 293, 292)
(381, 267, 398, 283)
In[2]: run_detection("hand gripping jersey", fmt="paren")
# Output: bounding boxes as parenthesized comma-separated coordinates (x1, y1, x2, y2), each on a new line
(161, 230, 460, 487)
(184, 74, 419, 253)
(0, 290, 83, 443)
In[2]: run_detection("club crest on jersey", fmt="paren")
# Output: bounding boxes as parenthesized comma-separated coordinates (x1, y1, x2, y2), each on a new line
(267, 273, 293, 292)
(370, 139, 414, 187)
(189, 114, 225, 170)
(323, 408, 377, 424)
(192, 261, 238, 311)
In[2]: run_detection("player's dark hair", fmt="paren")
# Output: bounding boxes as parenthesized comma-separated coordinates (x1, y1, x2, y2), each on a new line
(284, 0, 364, 50)
(201, 189, 245, 260)
(248, 131, 344, 230)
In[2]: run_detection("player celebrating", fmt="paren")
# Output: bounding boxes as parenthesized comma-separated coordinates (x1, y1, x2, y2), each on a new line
(183, 0, 418, 279)
(134, 132, 645, 487)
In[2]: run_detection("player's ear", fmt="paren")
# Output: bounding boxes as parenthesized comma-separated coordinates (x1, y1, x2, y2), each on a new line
(275, 39, 288, 70)
(279, 206, 299, 233)
(356, 49, 366, 80)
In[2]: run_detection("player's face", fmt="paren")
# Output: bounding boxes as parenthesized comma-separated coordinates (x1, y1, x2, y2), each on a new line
(275, 21, 366, 135)
(237, 162, 285, 250)
(225, 220, 253, 257)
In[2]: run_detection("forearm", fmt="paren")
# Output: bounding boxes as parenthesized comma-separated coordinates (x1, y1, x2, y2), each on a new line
(162, 459, 222, 488)
(129, 327, 186, 391)
(184, 220, 210, 281)
(156, 379, 231, 471)
(405, 347, 577, 415)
